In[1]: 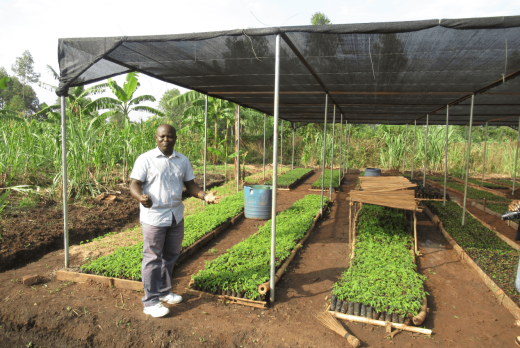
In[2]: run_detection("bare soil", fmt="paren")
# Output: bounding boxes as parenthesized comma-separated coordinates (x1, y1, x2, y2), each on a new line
(0, 173, 519, 347)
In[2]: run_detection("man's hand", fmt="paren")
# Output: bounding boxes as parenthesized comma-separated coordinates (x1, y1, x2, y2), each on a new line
(204, 191, 219, 204)
(509, 200, 520, 212)
(140, 194, 153, 208)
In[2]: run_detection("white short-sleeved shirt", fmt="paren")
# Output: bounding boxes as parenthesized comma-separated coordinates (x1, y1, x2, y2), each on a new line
(130, 147, 196, 227)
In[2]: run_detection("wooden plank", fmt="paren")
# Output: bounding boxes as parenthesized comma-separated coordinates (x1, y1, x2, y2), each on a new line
(185, 288, 267, 309)
(57, 270, 143, 291)
(329, 311, 432, 335)
(422, 205, 520, 321)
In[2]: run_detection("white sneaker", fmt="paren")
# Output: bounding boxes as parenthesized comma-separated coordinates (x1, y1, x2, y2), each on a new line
(143, 303, 170, 317)
(159, 293, 183, 304)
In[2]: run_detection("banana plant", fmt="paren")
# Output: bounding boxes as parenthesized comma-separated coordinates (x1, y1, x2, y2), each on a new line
(91, 72, 164, 122)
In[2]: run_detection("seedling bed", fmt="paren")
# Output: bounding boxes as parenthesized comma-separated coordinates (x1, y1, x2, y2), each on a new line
(189, 195, 329, 308)
(422, 201, 520, 320)
(450, 177, 508, 197)
(57, 211, 245, 291)
(330, 203, 428, 328)
(310, 170, 344, 192)
(424, 178, 509, 203)
(264, 168, 314, 190)
(58, 193, 245, 289)
(463, 201, 520, 250)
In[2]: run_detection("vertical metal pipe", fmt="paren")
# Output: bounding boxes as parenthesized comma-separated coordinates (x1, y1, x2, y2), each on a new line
(402, 124, 409, 173)
(411, 120, 417, 179)
(514, 117, 520, 194)
(320, 95, 328, 216)
(423, 114, 429, 187)
(291, 123, 295, 170)
(270, 34, 281, 303)
(60, 96, 69, 268)
(444, 105, 449, 206)
(263, 113, 266, 180)
(203, 95, 208, 208)
(236, 105, 240, 193)
(462, 125, 468, 179)
(462, 95, 475, 226)
(339, 114, 343, 181)
(346, 122, 351, 174)
(482, 121, 488, 185)
(280, 120, 283, 172)
(329, 105, 336, 200)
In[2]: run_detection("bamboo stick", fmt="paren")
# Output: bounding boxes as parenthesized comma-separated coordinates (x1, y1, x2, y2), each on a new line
(329, 311, 432, 335)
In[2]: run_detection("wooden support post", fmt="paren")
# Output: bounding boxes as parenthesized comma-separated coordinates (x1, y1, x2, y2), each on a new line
(349, 199, 353, 246)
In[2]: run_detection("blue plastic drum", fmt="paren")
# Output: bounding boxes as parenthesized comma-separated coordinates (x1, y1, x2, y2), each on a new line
(244, 185, 273, 220)
(364, 168, 382, 177)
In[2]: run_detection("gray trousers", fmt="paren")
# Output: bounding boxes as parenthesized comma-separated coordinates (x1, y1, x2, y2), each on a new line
(141, 216, 184, 307)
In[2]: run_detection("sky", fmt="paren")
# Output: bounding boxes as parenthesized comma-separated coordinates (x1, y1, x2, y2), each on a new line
(1, 0, 520, 121)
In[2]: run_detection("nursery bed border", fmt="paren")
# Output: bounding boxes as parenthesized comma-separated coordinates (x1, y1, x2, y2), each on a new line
(188, 202, 330, 309)
(422, 203, 520, 321)
(56, 212, 245, 291)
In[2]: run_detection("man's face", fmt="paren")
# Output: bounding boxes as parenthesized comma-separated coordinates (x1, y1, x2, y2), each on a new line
(155, 127, 177, 154)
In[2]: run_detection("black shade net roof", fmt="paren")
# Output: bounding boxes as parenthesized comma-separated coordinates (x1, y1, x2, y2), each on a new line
(57, 16, 520, 126)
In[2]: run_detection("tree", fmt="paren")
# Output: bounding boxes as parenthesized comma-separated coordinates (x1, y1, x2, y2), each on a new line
(0, 67, 39, 116)
(311, 12, 331, 25)
(94, 72, 164, 124)
(158, 88, 189, 128)
(11, 51, 40, 102)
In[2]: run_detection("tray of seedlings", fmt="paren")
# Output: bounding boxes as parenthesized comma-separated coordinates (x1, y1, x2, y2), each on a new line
(188, 195, 328, 308)
(264, 168, 314, 190)
(329, 204, 431, 335)
(57, 192, 245, 289)
(310, 169, 344, 192)
(466, 178, 509, 190)
(423, 200, 520, 317)
(449, 176, 509, 197)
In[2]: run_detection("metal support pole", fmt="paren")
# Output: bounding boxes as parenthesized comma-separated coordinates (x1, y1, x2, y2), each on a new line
(270, 34, 281, 303)
(236, 105, 240, 193)
(411, 120, 417, 179)
(423, 114, 429, 187)
(402, 124, 409, 173)
(444, 105, 449, 206)
(203, 95, 208, 208)
(291, 123, 295, 170)
(329, 105, 336, 200)
(280, 120, 283, 172)
(263, 113, 266, 180)
(514, 117, 520, 194)
(345, 122, 351, 175)
(60, 96, 69, 268)
(462, 125, 468, 179)
(482, 121, 488, 185)
(462, 95, 475, 226)
(320, 95, 328, 216)
(339, 114, 343, 181)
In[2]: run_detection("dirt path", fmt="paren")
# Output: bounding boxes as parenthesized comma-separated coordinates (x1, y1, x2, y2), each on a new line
(1, 173, 520, 347)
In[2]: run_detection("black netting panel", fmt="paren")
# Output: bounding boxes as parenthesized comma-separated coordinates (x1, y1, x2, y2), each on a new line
(57, 16, 520, 125)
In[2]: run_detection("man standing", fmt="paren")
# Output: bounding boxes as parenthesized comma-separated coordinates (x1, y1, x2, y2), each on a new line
(130, 124, 216, 317)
